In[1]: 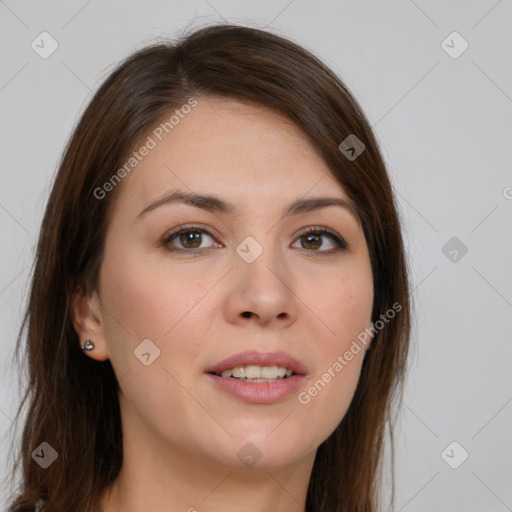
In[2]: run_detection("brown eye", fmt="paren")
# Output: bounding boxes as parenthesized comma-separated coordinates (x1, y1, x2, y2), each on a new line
(161, 225, 347, 256)
(292, 227, 347, 254)
(178, 230, 202, 249)
(162, 227, 219, 253)
(300, 233, 322, 250)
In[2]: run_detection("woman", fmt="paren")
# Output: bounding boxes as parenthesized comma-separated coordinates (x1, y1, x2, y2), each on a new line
(6, 23, 411, 512)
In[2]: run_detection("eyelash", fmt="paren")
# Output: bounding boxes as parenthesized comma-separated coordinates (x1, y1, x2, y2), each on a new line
(160, 224, 348, 257)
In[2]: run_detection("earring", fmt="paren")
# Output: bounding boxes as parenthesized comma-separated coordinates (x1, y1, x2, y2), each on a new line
(81, 340, 95, 351)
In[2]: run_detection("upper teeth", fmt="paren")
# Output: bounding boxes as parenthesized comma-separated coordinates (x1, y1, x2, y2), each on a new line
(220, 365, 293, 379)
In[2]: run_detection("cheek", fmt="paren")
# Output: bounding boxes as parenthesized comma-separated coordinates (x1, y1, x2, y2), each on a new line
(98, 249, 207, 436)
(100, 243, 206, 343)
(312, 264, 373, 345)
(297, 352, 364, 446)
(98, 244, 213, 390)
(296, 264, 372, 437)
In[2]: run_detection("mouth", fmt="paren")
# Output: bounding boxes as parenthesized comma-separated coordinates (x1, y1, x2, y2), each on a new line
(204, 350, 307, 404)
(204, 349, 308, 379)
(208, 364, 298, 383)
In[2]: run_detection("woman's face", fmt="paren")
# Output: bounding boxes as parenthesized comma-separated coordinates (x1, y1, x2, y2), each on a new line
(80, 96, 373, 471)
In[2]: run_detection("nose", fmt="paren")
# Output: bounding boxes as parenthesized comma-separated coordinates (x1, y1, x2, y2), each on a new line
(225, 238, 299, 328)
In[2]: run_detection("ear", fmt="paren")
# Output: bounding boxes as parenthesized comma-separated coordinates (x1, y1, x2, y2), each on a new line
(70, 284, 110, 361)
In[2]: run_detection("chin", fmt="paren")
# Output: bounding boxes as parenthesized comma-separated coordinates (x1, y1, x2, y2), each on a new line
(201, 428, 316, 471)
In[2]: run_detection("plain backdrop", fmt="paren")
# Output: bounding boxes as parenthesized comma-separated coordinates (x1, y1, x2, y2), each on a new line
(1, 1, 511, 511)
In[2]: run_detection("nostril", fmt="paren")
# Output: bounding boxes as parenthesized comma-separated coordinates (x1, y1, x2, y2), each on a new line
(241, 311, 252, 318)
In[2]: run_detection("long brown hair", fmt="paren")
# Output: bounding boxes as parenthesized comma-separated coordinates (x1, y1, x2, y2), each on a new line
(6, 22, 411, 512)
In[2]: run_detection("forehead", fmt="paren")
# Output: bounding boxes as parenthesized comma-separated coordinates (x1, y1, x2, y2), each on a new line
(110, 96, 350, 219)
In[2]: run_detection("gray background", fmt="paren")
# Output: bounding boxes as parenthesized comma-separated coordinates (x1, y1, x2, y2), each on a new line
(1, 1, 511, 510)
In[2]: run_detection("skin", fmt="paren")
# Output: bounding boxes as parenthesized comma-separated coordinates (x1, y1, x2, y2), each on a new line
(71, 96, 374, 512)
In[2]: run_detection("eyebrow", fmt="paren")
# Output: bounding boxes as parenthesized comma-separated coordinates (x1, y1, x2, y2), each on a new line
(135, 189, 360, 222)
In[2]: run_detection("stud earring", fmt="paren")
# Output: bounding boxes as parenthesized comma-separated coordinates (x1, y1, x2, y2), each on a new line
(81, 340, 95, 351)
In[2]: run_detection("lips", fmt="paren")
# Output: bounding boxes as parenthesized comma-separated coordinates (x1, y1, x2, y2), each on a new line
(205, 350, 308, 376)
